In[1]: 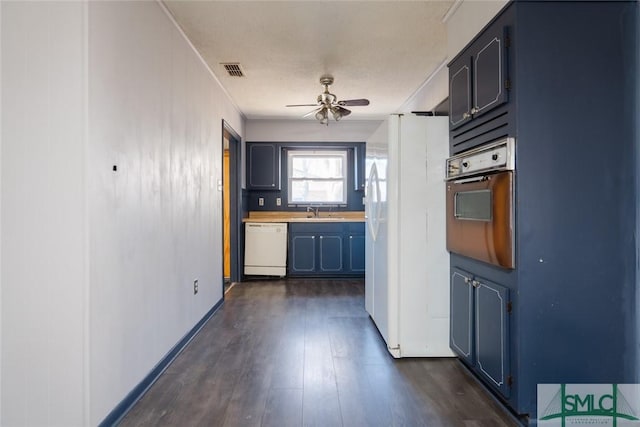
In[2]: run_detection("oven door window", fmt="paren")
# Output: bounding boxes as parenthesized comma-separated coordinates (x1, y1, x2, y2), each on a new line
(454, 189, 492, 221)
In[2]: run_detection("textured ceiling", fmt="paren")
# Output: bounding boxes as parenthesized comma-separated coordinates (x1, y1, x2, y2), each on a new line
(163, 1, 453, 121)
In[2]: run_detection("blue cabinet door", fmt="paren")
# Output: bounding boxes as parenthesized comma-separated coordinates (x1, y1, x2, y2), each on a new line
(319, 234, 343, 273)
(449, 56, 473, 130)
(475, 277, 510, 397)
(347, 234, 365, 273)
(450, 268, 474, 364)
(449, 26, 509, 131)
(289, 223, 364, 277)
(289, 234, 316, 274)
(472, 26, 509, 118)
(247, 143, 280, 190)
(354, 143, 366, 191)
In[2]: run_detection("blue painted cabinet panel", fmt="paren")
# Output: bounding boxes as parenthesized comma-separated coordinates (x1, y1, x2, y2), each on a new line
(450, 268, 475, 365)
(449, 56, 472, 130)
(473, 27, 508, 118)
(347, 234, 365, 273)
(354, 143, 366, 191)
(247, 143, 281, 190)
(288, 222, 365, 277)
(449, 25, 509, 130)
(319, 234, 343, 272)
(289, 234, 316, 273)
(450, 268, 511, 397)
(475, 277, 510, 398)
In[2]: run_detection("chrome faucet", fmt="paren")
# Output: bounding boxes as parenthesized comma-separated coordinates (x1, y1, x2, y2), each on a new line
(306, 206, 319, 217)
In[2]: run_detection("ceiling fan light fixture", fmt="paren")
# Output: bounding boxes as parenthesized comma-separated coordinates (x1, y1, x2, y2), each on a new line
(286, 76, 368, 125)
(330, 106, 343, 121)
(315, 108, 328, 122)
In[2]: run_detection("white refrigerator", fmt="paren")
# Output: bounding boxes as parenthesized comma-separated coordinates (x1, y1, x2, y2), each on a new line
(365, 115, 453, 358)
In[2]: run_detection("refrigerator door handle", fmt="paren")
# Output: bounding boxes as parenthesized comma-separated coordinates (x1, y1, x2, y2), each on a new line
(366, 162, 381, 241)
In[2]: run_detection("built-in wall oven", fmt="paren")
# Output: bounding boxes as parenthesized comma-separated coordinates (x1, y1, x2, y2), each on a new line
(445, 138, 515, 269)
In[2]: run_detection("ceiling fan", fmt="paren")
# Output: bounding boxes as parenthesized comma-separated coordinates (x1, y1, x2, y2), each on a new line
(286, 75, 370, 125)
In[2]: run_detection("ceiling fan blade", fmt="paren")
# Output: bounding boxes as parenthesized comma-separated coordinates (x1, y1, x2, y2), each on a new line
(286, 103, 319, 107)
(302, 107, 322, 118)
(337, 98, 370, 107)
(335, 106, 351, 117)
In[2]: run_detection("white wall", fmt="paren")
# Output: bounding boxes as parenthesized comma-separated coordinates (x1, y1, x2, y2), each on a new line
(87, 2, 242, 424)
(1, 2, 87, 425)
(1, 1, 243, 425)
(398, 0, 508, 114)
(246, 119, 381, 143)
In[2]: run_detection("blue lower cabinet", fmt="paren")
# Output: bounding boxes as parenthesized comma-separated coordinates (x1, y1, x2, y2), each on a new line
(450, 268, 511, 398)
(288, 222, 364, 277)
(475, 278, 510, 397)
(289, 234, 316, 273)
(319, 234, 343, 272)
(347, 234, 365, 273)
(450, 269, 475, 365)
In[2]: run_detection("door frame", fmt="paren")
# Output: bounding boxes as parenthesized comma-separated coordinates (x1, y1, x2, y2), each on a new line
(222, 120, 243, 286)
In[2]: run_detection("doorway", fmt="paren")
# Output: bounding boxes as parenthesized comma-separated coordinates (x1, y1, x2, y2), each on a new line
(222, 121, 242, 294)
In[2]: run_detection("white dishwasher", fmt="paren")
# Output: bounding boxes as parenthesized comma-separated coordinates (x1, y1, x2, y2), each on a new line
(244, 222, 288, 276)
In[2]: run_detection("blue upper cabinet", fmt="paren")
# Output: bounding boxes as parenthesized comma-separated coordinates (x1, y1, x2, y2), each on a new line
(354, 143, 366, 191)
(449, 56, 473, 130)
(449, 24, 509, 131)
(473, 26, 509, 119)
(247, 143, 281, 190)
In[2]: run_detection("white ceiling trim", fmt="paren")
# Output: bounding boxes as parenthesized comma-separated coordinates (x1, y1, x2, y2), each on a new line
(397, 58, 449, 113)
(442, 0, 464, 24)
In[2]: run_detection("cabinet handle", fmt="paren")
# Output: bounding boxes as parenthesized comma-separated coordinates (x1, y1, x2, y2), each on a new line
(472, 280, 480, 288)
(470, 107, 479, 114)
(462, 112, 470, 119)
(464, 277, 471, 284)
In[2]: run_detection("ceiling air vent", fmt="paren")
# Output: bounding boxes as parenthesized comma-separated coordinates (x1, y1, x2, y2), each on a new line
(221, 63, 245, 77)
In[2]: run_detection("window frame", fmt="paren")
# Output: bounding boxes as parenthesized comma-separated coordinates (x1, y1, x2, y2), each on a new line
(287, 149, 349, 206)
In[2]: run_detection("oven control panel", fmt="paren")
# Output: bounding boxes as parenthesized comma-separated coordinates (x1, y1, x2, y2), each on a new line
(445, 137, 515, 180)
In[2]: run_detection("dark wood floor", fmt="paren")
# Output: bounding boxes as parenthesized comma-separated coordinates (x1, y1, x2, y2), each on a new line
(120, 279, 517, 427)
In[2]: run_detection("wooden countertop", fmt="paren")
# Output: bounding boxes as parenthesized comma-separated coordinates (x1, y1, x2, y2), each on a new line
(243, 211, 365, 223)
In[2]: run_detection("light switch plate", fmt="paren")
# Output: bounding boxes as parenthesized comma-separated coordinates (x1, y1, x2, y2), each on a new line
(259, 197, 264, 206)
(276, 197, 281, 206)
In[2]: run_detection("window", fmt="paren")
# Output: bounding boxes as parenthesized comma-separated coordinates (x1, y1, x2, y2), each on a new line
(287, 150, 348, 205)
